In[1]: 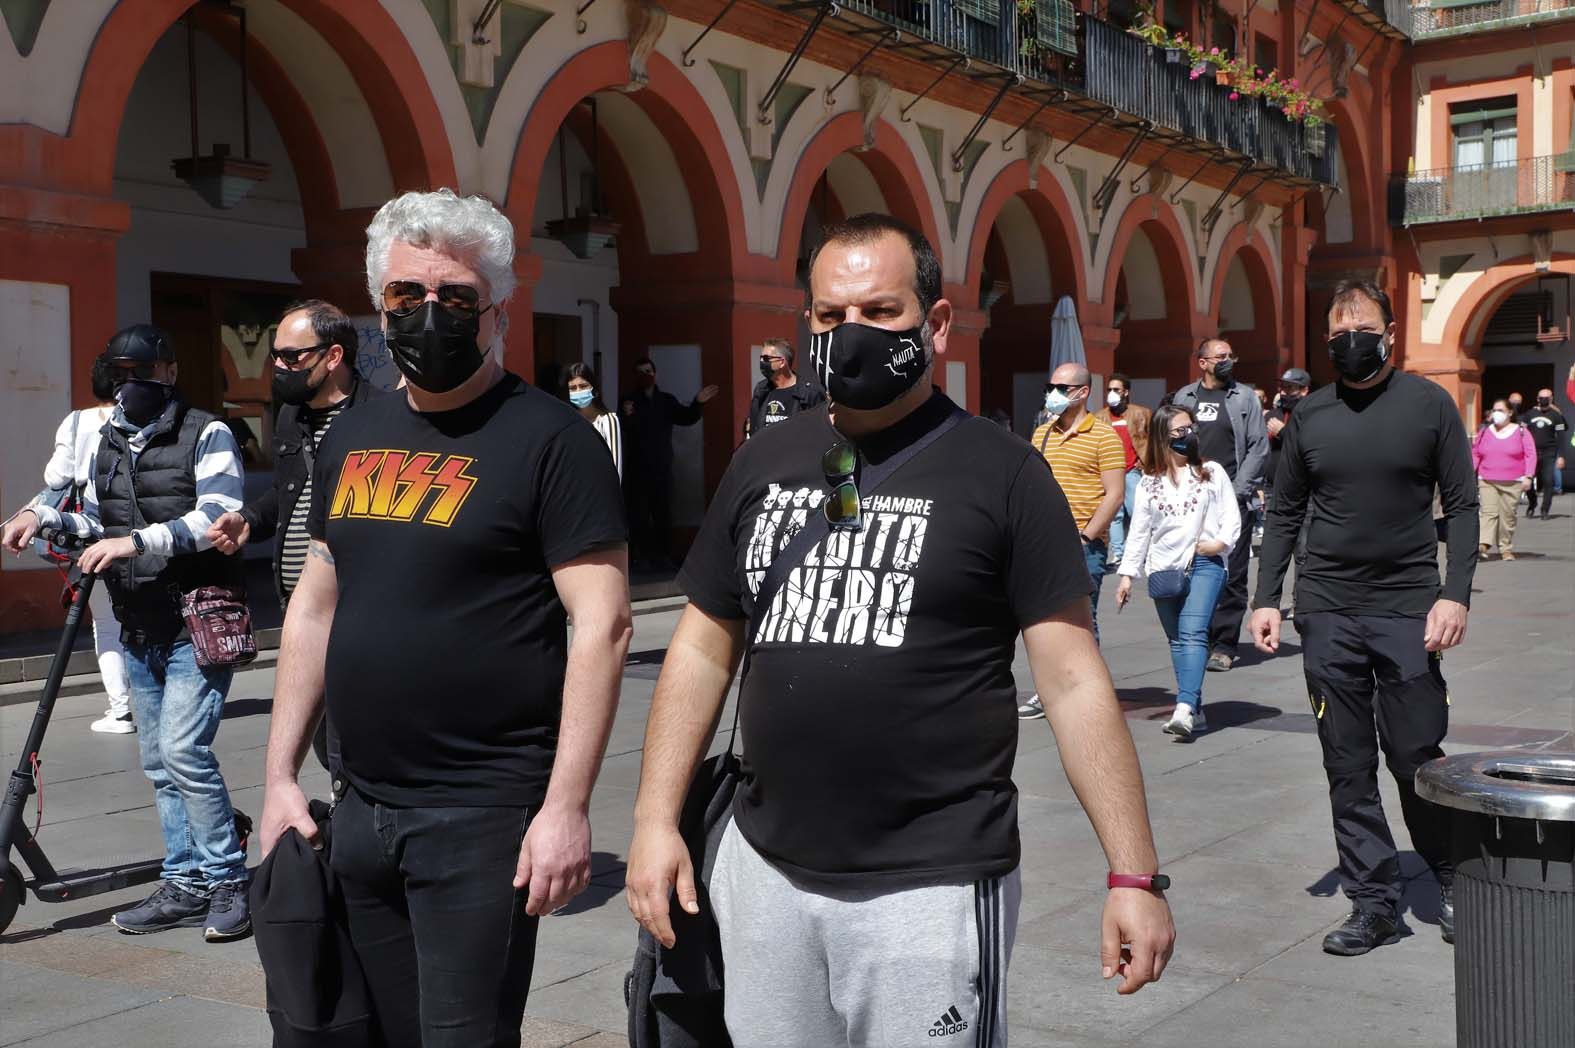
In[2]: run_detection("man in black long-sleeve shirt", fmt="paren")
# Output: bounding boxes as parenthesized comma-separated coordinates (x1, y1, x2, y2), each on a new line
(1522, 388, 1567, 519)
(1250, 280, 1478, 958)
(621, 357, 719, 568)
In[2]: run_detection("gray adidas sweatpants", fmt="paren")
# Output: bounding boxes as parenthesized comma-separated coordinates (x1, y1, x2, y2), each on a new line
(711, 818, 1021, 1048)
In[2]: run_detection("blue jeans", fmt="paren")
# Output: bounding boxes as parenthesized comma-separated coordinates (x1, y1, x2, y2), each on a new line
(124, 639, 246, 893)
(1084, 537, 1110, 643)
(1107, 468, 1143, 565)
(1152, 555, 1228, 712)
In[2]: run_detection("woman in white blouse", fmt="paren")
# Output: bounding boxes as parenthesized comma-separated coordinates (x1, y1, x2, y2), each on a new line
(35, 357, 135, 734)
(564, 362, 623, 479)
(1115, 404, 1241, 740)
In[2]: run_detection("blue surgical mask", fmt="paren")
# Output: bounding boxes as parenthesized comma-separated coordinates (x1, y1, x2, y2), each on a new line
(569, 389, 595, 408)
(1044, 389, 1072, 417)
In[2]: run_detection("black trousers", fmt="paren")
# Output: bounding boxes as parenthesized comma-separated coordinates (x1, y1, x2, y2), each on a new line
(1298, 612, 1454, 918)
(626, 467, 674, 565)
(1208, 495, 1254, 656)
(1530, 451, 1557, 516)
(330, 788, 540, 1048)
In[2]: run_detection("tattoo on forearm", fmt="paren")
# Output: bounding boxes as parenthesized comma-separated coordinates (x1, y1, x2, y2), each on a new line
(309, 543, 335, 564)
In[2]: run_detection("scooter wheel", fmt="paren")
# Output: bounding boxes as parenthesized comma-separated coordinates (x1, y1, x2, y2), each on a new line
(0, 864, 22, 936)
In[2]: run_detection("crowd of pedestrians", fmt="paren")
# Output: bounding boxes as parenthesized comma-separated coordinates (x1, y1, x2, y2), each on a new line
(2, 187, 1565, 1047)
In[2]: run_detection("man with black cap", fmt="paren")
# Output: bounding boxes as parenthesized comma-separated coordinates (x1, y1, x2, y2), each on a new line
(1250, 280, 1477, 956)
(2, 324, 252, 942)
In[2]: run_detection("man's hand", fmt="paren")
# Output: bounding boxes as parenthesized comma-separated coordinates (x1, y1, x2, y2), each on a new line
(79, 536, 138, 575)
(1101, 888, 1175, 995)
(259, 779, 318, 856)
(1, 509, 39, 554)
(695, 384, 721, 405)
(514, 802, 592, 916)
(1266, 416, 1286, 438)
(626, 821, 699, 948)
(1424, 598, 1468, 652)
(1249, 606, 1282, 654)
(1115, 576, 1132, 608)
(207, 512, 251, 555)
(1521, 477, 1533, 492)
(621, 399, 635, 417)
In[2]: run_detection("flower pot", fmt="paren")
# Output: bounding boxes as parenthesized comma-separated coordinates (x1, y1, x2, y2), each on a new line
(1215, 70, 1231, 86)
(1191, 63, 1209, 77)
(1165, 47, 1183, 64)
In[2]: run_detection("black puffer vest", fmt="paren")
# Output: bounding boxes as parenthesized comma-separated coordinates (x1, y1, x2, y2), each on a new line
(95, 398, 245, 642)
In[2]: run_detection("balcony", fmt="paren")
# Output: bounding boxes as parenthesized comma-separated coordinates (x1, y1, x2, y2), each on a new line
(1394, 154, 1575, 224)
(1410, 0, 1575, 37)
(765, 0, 1340, 188)
(1080, 18, 1340, 187)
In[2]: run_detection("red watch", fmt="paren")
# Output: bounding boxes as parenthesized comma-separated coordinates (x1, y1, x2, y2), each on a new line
(1108, 872, 1170, 891)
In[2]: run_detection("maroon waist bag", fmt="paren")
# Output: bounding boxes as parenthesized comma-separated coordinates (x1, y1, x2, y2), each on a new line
(182, 586, 258, 668)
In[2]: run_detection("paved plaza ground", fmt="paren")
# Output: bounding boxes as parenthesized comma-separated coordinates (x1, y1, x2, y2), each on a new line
(2, 506, 1571, 1047)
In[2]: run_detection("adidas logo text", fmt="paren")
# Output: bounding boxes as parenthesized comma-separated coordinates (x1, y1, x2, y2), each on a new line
(928, 1005, 968, 1037)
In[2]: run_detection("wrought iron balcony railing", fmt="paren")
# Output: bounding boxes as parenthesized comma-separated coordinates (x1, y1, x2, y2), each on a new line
(1080, 18, 1340, 186)
(1395, 154, 1575, 223)
(806, 0, 1340, 187)
(1410, 0, 1575, 36)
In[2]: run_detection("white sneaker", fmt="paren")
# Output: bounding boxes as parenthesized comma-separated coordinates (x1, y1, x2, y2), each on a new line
(1017, 694, 1045, 720)
(1162, 704, 1194, 740)
(91, 712, 136, 734)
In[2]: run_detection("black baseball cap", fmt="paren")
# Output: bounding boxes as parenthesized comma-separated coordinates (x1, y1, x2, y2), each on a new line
(1279, 368, 1311, 387)
(104, 324, 175, 365)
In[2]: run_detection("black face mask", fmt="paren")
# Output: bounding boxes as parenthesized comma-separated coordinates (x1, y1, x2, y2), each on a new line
(759, 356, 778, 380)
(1328, 330, 1390, 383)
(1537, 396, 1552, 408)
(808, 322, 928, 410)
(1278, 393, 1302, 413)
(272, 360, 326, 406)
(1168, 431, 1200, 457)
(116, 379, 172, 427)
(1211, 358, 1236, 384)
(385, 301, 486, 394)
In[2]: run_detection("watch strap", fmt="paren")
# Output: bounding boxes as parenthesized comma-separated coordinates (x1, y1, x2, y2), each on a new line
(1108, 872, 1170, 891)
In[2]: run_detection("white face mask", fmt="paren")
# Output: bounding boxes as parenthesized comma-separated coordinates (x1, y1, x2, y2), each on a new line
(1491, 410, 1508, 427)
(1107, 391, 1123, 408)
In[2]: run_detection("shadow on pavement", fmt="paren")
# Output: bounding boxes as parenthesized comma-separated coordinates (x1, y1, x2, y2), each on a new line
(221, 697, 273, 720)
(1202, 700, 1285, 730)
(555, 852, 626, 917)
(1231, 640, 1302, 669)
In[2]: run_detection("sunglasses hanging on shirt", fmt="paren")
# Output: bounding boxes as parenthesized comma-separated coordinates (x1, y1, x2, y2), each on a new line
(821, 441, 861, 532)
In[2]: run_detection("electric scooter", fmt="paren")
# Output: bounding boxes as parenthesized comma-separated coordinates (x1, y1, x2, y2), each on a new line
(0, 544, 250, 935)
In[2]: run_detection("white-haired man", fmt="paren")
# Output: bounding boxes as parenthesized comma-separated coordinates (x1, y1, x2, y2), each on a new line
(258, 189, 633, 1046)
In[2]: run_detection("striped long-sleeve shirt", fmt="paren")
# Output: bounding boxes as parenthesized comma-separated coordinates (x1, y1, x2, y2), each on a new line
(31, 406, 245, 575)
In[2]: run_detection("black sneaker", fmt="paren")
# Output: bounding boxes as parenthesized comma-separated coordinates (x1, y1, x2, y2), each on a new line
(1321, 909, 1400, 956)
(1017, 694, 1045, 720)
(204, 881, 251, 942)
(1439, 883, 1455, 945)
(112, 882, 209, 935)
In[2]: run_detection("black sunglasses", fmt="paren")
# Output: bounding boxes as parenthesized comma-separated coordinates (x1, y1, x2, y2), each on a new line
(1045, 382, 1083, 395)
(381, 280, 485, 318)
(821, 442, 861, 532)
(269, 344, 332, 366)
(108, 362, 159, 382)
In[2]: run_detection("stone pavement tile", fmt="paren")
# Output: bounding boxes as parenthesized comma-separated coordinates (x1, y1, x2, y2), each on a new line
(1245, 917, 1455, 1003)
(525, 957, 634, 1035)
(1195, 821, 1343, 873)
(564, 1034, 634, 1048)
(1137, 975, 1454, 1048)
(13, 991, 272, 1048)
(1159, 854, 1347, 920)
(521, 1014, 605, 1048)
(1006, 945, 1234, 1043)
(0, 960, 165, 1046)
(115, 947, 268, 1009)
(0, 928, 176, 978)
(1008, 1029, 1129, 1048)
(1021, 892, 1328, 979)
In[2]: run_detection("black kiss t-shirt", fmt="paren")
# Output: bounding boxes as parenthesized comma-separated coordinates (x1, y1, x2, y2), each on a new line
(680, 391, 1089, 887)
(307, 373, 626, 807)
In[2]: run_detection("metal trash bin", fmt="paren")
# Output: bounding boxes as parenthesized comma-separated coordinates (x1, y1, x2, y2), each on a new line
(1416, 752, 1575, 1048)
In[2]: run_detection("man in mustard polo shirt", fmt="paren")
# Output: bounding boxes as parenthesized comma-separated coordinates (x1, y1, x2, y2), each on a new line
(1021, 362, 1127, 719)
